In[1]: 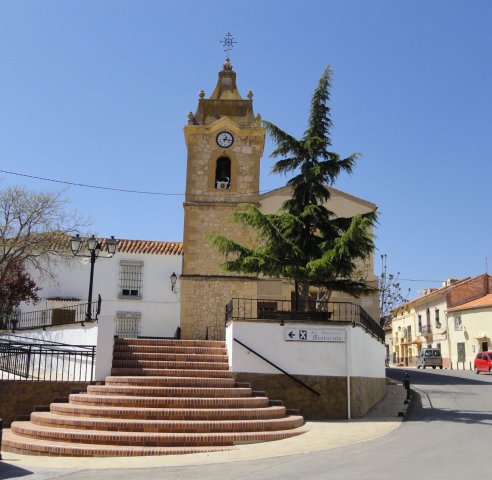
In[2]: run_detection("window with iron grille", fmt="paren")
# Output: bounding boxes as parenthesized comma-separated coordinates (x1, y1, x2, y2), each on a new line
(115, 311, 141, 338)
(119, 261, 143, 299)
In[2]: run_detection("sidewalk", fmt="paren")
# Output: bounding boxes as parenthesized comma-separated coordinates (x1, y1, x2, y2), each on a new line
(0, 380, 409, 471)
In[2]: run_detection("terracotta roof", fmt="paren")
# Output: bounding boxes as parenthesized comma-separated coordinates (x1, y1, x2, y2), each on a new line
(113, 239, 182, 255)
(447, 293, 492, 312)
(48, 235, 183, 256)
(392, 276, 470, 314)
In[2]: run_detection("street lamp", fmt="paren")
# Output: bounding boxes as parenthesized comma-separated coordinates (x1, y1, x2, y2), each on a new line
(70, 234, 118, 321)
(170, 272, 178, 291)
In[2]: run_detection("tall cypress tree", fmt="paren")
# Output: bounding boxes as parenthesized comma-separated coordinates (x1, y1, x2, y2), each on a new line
(210, 67, 377, 309)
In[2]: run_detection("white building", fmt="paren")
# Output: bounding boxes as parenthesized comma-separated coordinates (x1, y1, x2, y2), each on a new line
(20, 238, 183, 338)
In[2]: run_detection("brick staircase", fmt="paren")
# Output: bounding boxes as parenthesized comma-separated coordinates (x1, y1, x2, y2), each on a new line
(2, 338, 305, 456)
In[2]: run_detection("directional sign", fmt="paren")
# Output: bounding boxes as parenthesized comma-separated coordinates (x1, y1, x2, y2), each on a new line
(284, 327, 346, 343)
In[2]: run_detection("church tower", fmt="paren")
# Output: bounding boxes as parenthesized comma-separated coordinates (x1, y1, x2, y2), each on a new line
(180, 59, 265, 339)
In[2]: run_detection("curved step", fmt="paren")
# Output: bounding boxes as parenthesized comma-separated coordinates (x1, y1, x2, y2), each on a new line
(10, 421, 306, 446)
(115, 339, 225, 348)
(104, 375, 235, 388)
(30, 411, 305, 432)
(1, 430, 233, 457)
(112, 353, 229, 363)
(111, 360, 230, 370)
(110, 368, 234, 378)
(50, 403, 288, 420)
(86, 385, 252, 398)
(114, 345, 227, 355)
(68, 393, 270, 409)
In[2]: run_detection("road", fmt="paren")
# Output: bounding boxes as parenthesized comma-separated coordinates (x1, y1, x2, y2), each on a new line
(2, 368, 491, 480)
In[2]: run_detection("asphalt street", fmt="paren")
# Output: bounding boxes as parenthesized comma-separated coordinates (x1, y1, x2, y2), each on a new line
(1, 368, 491, 480)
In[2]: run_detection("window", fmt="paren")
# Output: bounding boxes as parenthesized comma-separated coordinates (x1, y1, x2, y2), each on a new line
(215, 157, 231, 190)
(435, 309, 441, 327)
(436, 343, 441, 352)
(454, 316, 462, 331)
(119, 261, 143, 299)
(115, 311, 141, 338)
(418, 314, 422, 332)
(426, 308, 430, 324)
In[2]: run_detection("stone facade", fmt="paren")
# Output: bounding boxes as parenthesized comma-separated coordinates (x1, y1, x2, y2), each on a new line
(0, 381, 90, 426)
(180, 63, 265, 339)
(233, 372, 385, 419)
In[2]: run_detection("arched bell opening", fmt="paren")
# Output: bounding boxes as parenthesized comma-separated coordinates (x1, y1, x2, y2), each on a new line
(215, 157, 231, 190)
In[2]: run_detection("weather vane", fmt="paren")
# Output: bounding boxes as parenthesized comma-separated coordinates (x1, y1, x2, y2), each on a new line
(220, 33, 237, 58)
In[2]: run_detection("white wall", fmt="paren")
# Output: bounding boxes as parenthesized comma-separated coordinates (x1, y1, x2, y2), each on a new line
(21, 251, 182, 338)
(2, 322, 99, 346)
(226, 321, 385, 378)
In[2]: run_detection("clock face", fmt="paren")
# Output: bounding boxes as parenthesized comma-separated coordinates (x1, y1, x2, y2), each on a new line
(216, 131, 234, 148)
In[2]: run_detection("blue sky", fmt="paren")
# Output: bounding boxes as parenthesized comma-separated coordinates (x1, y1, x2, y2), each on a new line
(1, 0, 491, 298)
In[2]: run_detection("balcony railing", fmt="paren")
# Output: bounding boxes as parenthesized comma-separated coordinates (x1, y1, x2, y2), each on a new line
(419, 324, 432, 335)
(0, 297, 102, 332)
(0, 336, 96, 381)
(225, 298, 384, 342)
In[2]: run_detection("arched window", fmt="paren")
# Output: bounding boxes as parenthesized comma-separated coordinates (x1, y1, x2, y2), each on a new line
(215, 157, 231, 190)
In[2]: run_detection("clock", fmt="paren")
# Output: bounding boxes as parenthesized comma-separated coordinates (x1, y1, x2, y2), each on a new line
(216, 131, 234, 148)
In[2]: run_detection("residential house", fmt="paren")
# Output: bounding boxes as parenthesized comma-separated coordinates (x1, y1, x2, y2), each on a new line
(391, 273, 492, 368)
(18, 238, 182, 338)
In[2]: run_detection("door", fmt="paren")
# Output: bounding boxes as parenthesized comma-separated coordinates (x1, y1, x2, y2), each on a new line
(457, 342, 466, 366)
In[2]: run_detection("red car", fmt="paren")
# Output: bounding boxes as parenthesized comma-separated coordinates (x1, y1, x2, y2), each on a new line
(474, 352, 492, 374)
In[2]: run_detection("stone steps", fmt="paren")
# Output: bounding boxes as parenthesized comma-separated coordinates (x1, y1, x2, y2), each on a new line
(68, 393, 270, 409)
(112, 352, 229, 363)
(29, 411, 305, 432)
(110, 368, 234, 378)
(104, 375, 236, 387)
(111, 360, 230, 370)
(9, 421, 305, 447)
(86, 384, 252, 397)
(2, 338, 305, 456)
(50, 403, 289, 420)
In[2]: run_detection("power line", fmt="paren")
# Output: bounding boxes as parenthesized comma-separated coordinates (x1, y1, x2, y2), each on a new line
(0, 168, 268, 197)
(0, 168, 183, 196)
(398, 278, 443, 283)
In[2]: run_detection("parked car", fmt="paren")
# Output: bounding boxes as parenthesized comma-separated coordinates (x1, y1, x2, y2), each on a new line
(416, 348, 443, 369)
(474, 352, 492, 374)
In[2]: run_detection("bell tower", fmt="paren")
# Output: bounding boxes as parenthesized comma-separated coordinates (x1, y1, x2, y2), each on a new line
(180, 59, 265, 339)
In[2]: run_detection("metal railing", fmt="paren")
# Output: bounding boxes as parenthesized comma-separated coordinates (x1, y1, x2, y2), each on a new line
(0, 336, 96, 381)
(0, 297, 101, 332)
(225, 298, 384, 342)
(419, 324, 432, 335)
(234, 338, 320, 396)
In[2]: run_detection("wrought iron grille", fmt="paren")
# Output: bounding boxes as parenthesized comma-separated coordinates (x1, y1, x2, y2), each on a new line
(0, 336, 96, 381)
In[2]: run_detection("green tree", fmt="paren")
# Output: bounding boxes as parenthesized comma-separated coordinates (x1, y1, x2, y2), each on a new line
(211, 67, 377, 309)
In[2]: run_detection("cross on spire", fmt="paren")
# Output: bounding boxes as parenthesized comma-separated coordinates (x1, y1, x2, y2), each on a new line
(220, 33, 237, 58)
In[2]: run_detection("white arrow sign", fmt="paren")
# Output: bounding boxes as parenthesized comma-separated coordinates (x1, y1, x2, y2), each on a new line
(284, 327, 346, 343)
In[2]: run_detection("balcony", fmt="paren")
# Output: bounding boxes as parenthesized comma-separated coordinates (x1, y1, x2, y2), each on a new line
(419, 324, 432, 335)
(225, 298, 384, 342)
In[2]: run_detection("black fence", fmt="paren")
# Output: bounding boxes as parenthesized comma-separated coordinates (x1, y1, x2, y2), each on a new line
(0, 297, 101, 332)
(0, 336, 96, 381)
(225, 298, 384, 342)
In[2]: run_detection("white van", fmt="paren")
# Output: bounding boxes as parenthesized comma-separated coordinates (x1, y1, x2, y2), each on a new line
(416, 348, 443, 369)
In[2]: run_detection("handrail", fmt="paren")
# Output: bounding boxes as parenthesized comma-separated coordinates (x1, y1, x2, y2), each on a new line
(233, 337, 320, 397)
(0, 297, 101, 332)
(0, 339, 96, 381)
(226, 298, 384, 343)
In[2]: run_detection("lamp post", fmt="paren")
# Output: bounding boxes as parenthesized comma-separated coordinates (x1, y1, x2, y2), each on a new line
(70, 234, 117, 321)
(170, 272, 178, 291)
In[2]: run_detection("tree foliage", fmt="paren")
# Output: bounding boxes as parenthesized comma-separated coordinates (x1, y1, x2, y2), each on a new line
(210, 67, 377, 305)
(0, 260, 40, 316)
